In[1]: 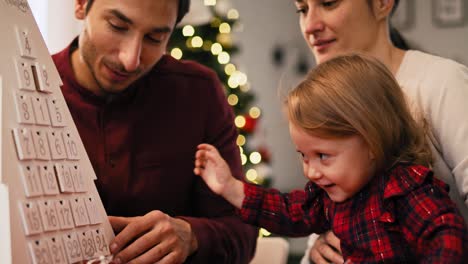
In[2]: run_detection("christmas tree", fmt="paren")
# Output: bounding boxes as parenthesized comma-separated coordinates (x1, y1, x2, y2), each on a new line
(168, 0, 273, 189)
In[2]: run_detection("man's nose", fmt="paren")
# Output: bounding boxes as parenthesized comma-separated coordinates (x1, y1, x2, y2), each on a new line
(119, 36, 142, 72)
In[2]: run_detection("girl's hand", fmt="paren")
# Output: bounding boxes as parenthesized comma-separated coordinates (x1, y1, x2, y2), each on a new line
(194, 144, 244, 208)
(194, 143, 235, 195)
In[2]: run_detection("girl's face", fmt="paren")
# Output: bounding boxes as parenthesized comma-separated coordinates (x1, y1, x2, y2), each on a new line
(289, 123, 376, 202)
(294, 0, 385, 64)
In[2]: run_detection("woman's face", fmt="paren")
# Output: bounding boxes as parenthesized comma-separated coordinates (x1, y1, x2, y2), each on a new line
(295, 0, 386, 64)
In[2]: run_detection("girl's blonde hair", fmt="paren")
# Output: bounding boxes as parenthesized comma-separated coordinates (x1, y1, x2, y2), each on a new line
(286, 54, 432, 172)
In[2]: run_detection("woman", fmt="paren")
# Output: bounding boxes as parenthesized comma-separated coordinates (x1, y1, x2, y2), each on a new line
(293, 0, 468, 263)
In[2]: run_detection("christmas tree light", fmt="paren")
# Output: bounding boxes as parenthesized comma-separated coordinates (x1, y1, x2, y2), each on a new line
(168, 0, 273, 189)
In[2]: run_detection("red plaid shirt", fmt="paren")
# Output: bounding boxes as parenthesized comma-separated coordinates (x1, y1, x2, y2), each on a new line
(240, 164, 467, 263)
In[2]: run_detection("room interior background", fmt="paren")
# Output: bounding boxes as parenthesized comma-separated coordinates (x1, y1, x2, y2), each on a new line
(29, 0, 468, 257)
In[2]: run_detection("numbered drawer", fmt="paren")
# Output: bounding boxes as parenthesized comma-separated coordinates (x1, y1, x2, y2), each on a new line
(38, 164, 60, 195)
(54, 199, 75, 230)
(54, 163, 75, 193)
(14, 58, 36, 91)
(47, 131, 67, 160)
(15, 26, 36, 59)
(70, 197, 90, 227)
(92, 228, 111, 256)
(19, 164, 43, 197)
(19, 200, 43, 236)
(12, 128, 36, 160)
(79, 230, 99, 260)
(62, 232, 84, 264)
(46, 236, 68, 264)
(31, 96, 51, 126)
(70, 164, 87, 193)
(31, 63, 53, 93)
(37, 199, 60, 232)
(32, 129, 51, 161)
(28, 239, 52, 264)
(46, 98, 66, 127)
(62, 131, 80, 161)
(85, 196, 103, 225)
(14, 93, 36, 124)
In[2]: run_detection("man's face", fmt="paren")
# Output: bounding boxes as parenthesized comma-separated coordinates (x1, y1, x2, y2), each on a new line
(73, 0, 178, 96)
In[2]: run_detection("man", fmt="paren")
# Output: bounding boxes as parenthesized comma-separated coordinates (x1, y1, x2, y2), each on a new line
(52, 0, 258, 263)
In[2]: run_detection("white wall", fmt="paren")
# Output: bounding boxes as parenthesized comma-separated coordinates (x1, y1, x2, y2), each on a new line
(235, 0, 312, 193)
(29, 0, 81, 54)
(395, 0, 468, 65)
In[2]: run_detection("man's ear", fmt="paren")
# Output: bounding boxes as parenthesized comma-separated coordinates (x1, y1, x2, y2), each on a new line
(75, 0, 88, 20)
(372, 0, 394, 21)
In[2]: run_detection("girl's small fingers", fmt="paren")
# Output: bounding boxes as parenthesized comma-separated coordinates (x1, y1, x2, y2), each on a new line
(195, 150, 205, 159)
(197, 143, 212, 150)
(195, 159, 204, 168)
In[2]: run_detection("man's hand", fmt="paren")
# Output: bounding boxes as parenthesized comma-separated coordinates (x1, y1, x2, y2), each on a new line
(108, 211, 198, 264)
(309, 231, 344, 264)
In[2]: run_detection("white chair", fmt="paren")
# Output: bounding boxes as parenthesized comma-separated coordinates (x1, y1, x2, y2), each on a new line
(250, 237, 290, 264)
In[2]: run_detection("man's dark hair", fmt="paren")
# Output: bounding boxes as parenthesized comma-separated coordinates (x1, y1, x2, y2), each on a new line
(85, 0, 190, 24)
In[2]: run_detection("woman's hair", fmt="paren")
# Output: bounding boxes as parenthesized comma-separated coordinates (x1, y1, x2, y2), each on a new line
(286, 54, 432, 172)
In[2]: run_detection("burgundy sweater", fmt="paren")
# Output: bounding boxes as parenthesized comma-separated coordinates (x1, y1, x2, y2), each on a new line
(53, 40, 257, 263)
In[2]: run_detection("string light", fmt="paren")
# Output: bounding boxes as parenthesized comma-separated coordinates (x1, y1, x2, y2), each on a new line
(227, 94, 239, 106)
(236, 71, 248, 86)
(235, 115, 246, 128)
(228, 75, 239, 89)
(249, 152, 262, 164)
(249, 107, 261, 119)
(259, 228, 271, 237)
(170, 48, 183, 60)
(241, 154, 247, 165)
(204, 0, 216, 6)
(217, 51, 230, 64)
(185, 38, 193, 48)
(172, 5, 270, 188)
(216, 33, 232, 46)
(191, 36, 203, 48)
(237, 135, 246, 146)
(211, 17, 221, 27)
(240, 83, 251, 92)
(182, 25, 195, 37)
(224, 64, 236, 75)
(228, 71, 247, 88)
(219, 23, 231, 34)
(211, 43, 223, 55)
(246, 169, 258, 182)
(227, 9, 240, 20)
(202, 40, 212, 51)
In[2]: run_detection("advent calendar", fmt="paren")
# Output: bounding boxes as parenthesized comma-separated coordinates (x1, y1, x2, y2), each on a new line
(0, 1, 115, 263)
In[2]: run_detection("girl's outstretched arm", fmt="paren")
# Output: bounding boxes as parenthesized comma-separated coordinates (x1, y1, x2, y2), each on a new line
(194, 143, 245, 208)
